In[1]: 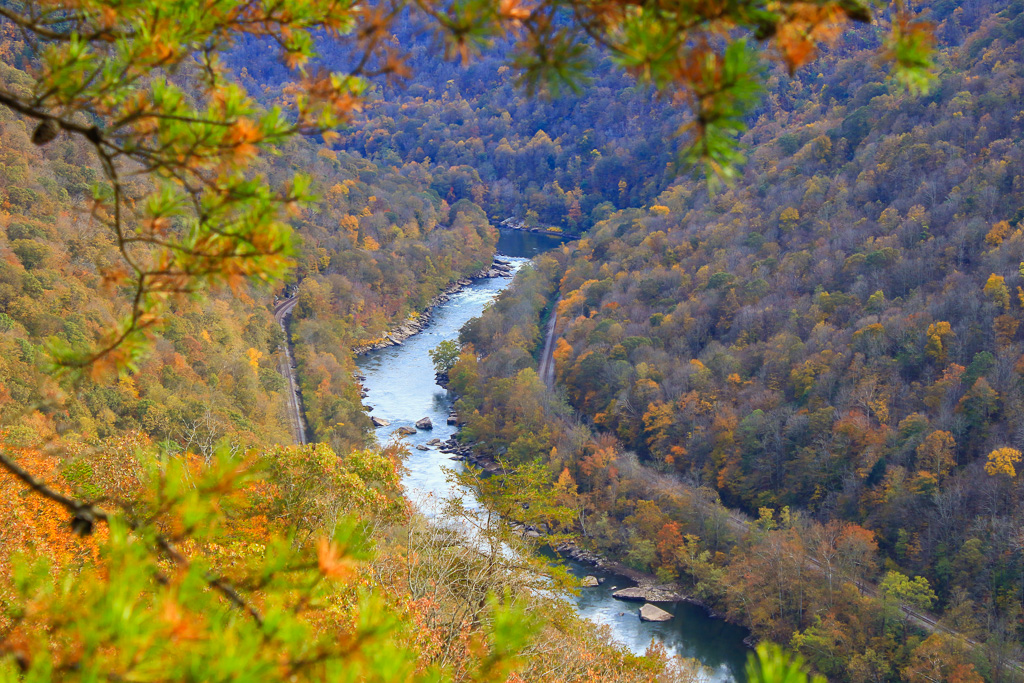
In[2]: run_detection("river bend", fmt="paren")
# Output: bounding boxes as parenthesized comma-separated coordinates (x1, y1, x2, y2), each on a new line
(356, 230, 749, 681)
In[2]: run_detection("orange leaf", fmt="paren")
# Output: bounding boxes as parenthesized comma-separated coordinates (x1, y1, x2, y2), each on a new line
(316, 538, 354, 580)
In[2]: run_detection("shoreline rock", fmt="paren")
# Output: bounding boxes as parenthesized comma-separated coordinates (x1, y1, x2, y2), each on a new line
(639, 603, 673, 622)
(438, 436, 505, 474)
(612, 586, 686, 603)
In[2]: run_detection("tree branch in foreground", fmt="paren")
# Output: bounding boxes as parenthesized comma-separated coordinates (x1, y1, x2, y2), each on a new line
(0, 449, 264, 626)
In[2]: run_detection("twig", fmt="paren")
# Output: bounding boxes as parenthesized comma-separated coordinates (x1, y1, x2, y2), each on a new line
(0, 449, 264, 626)
(0, 450, 108, 525)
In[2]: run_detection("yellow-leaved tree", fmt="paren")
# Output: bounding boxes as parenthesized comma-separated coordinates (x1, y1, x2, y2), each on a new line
(984, 447, 1022, 477)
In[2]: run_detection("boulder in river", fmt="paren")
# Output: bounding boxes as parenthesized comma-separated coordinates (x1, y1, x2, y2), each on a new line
(415, 417, 433, 429)
(371, 416, 390, 427)
(612, 585, 686, 602)
(611, 587, 647, 602)
(581, 575, 600, 588)
(638, 604, 673, 622)
(427, 438, 442, 446)
(396, 426, 417, 435)
(415, 444, 429, 451)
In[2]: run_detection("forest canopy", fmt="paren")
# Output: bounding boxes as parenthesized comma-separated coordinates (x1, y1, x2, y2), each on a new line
(0, 0, 932, 370)
(443, 0, 1024, 679)
(0, 0, 946, 681)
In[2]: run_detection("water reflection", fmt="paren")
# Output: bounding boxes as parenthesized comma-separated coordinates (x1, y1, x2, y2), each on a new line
(495, 228, 567, 256)
(562, 561, 749, 681)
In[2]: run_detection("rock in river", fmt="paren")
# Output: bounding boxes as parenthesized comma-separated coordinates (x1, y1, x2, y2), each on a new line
(611, 587, 647, 602)
(396, 426, 417, 435)
(639, 603, 673, 622)
(612, 586, 686, 602)
(415, 417, 433, 429)
(371, 416, 390, 427)
(581, 575, 600, 588)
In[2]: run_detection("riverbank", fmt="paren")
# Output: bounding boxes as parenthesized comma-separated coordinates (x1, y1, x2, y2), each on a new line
(351, 256, 514, 356)
(354, 246, 751, 678)
(557, 540, 758, 652)
(439, 432, 740, 619)
(438, 428, 759, 659)
(498, 217, 570, 237)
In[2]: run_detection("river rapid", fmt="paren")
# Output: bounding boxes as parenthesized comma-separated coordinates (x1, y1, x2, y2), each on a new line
(356, 229, 749, 681)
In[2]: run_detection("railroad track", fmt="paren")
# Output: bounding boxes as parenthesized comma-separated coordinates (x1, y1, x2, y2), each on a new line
(537, 299, 560, 389)
(273, 296, 307, 446)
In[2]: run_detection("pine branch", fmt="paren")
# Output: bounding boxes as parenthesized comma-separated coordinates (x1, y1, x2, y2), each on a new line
(0, 450, 108, 532)
(0, 449, 264, 626)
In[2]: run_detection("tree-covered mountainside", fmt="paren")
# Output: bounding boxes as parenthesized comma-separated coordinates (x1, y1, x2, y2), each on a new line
(223, 0, 937, 238)
(0, 55, 293, 450)
(0, 43, 493, 455)
(227, 27, 686, 236)
(0, 15, 693, 683)
(447, 0, 1024, 679)
(0, 0, 967, 680)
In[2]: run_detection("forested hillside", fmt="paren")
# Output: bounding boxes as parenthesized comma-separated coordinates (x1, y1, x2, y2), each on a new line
(227, 24, 686, 235)
(0, 35, 494, 455)
(0, 11, 697, 681)
(0, 54, 293, 451)
(449, 0, 1024, 679)
(0, 0, 975, 680)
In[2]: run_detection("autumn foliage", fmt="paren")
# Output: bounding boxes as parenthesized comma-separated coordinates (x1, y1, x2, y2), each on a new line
(447, 2, 1024, 678)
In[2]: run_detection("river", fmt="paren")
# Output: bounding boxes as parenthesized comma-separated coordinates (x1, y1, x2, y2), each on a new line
(356, 228, 750, 681)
